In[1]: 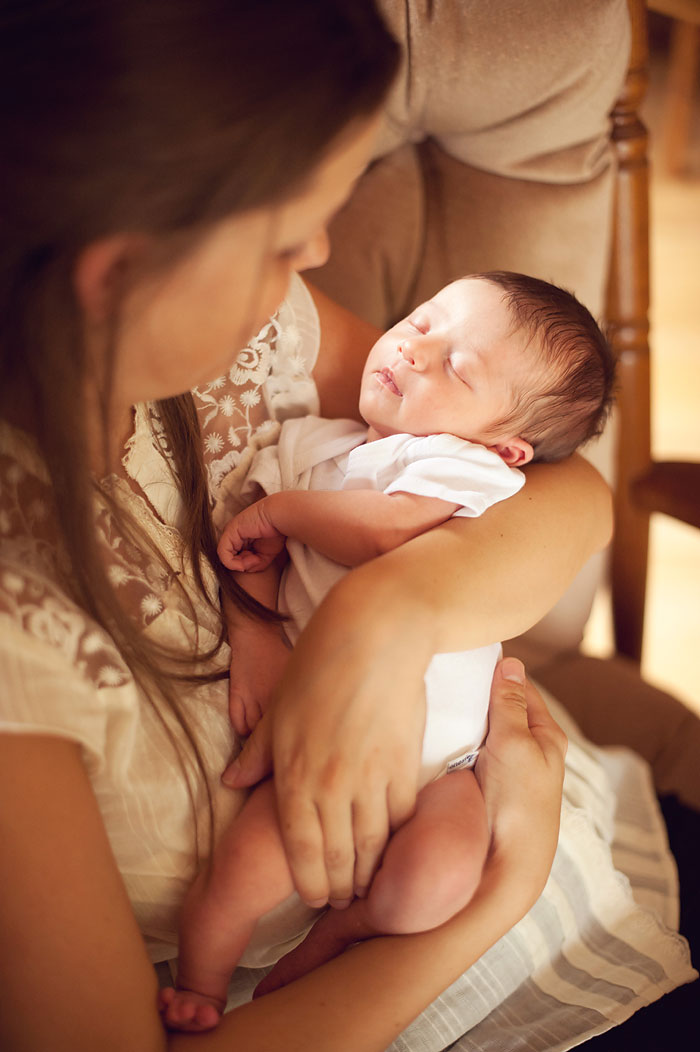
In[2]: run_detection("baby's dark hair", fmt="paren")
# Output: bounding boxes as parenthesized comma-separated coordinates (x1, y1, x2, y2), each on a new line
(475, 271, 616, 462)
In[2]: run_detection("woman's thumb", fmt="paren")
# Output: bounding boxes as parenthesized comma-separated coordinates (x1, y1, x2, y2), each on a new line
(499, 656, 525, 685)
(488, 657, 528, 729)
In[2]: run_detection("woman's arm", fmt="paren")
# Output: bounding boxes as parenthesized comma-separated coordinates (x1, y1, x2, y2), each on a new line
(0, 663, 564, 1052)
(361, 451, 613, 652)
(229, 450, 609, 906)
(227, 284, 607, 910)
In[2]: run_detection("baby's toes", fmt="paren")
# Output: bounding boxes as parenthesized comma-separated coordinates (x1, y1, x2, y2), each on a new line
(160, 990, 221, 1031)
(157, 985, 176, 1010)
(166, 994, 196, 1027)
(194, 1001, 222, 1029)
(242, 696, 262, 735)
(229, 689, 263, 737)
(229, 689, 252, 737)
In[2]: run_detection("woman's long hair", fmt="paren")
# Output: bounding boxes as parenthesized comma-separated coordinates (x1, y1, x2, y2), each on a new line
(0, 0, 399, 831)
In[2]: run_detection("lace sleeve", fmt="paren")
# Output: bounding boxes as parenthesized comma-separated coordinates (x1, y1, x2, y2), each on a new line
(194, 274, 321, 529)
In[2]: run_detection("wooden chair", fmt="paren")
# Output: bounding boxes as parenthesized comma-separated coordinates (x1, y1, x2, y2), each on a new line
(650, 0, 700, 174)
(608, 0, 700, 662)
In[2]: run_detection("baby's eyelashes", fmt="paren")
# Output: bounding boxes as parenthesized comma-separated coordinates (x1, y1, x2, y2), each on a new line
(447, 355, 472, 388)
(408, 313, 430, 334)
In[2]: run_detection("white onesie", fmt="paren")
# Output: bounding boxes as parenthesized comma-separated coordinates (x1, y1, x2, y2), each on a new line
(242, 415, 524, 784)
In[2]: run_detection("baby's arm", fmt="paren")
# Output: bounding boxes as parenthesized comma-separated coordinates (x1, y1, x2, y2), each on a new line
(222, 562, 291, 736)
(218, 489, 459, 570)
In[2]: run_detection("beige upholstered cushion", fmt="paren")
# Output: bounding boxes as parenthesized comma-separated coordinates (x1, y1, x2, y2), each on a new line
(312, 0, 630, 659)
(315, 0, 630, 322)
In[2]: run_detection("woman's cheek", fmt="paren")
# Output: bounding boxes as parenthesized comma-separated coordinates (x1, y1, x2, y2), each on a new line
(249, 263, 294, 337)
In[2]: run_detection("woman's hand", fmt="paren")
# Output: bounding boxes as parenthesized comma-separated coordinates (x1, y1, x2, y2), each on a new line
(223, 577, 429, 908)
(475, 656, 567, 907)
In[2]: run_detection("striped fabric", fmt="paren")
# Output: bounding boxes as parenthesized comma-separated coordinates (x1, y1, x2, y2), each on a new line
(387, 692, 696, 1050)
(220, 689, 697, 1050)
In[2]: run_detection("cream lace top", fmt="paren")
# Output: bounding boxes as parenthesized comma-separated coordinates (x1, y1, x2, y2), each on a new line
(0, 274, 321, 966)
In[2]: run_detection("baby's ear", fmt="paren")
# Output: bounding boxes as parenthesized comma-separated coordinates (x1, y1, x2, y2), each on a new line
(487, 437, 534, 467)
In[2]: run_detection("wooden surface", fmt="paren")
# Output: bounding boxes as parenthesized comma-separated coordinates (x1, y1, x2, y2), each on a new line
(608, 0, 700, 662)
(662, 18, 700, 174)
(608, 0, 652, 662)
(633, 462, 700, 528)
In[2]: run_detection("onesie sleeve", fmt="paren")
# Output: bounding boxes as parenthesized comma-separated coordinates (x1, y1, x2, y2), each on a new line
(342, 433, 524, 517)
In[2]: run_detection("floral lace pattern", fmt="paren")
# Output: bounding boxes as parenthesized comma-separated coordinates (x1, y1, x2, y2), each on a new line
(193, 320, 279, 496)
(1, 566, 131, 690)
(0, 277, 325, 962)
(0, 443, 132, 689)
(193, 279, 320, 505)
(0, 274, 320, 691)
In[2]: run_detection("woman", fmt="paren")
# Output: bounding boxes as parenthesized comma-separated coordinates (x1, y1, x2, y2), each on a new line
(0, 2, 604, 1049)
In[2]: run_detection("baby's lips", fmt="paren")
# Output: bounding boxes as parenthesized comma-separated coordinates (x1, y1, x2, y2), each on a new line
(376, 367, 402, 396)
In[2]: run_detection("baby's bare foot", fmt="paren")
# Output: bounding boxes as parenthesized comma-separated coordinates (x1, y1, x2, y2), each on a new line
(158, 985, 225, 1032)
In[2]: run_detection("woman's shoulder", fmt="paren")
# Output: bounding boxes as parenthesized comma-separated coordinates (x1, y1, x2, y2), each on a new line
(0, 426, 148, 744)
(0, 427, 84, 650)
(0, 564, 134, 770)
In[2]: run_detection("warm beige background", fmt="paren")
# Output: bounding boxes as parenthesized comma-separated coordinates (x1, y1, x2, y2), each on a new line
(584, 22, 700, 715)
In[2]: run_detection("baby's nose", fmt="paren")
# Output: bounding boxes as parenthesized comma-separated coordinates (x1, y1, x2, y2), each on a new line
(399, 338, 431, 370)
(398, 343, 415, 365)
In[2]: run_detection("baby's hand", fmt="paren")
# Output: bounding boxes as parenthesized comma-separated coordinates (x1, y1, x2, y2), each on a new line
(218, 498, 286, 572)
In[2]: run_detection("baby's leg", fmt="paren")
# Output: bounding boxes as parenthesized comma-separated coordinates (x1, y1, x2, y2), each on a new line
(160, 778, 293, 1031)
(363, 767, 489, 931)
(255, 769, 488, 997)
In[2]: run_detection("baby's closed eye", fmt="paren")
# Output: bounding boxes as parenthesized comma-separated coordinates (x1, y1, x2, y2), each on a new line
(408, 312, 430, 334)
(447, 355, 472, 388)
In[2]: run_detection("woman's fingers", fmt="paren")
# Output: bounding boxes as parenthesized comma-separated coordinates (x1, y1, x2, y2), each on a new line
(476, 657, 567, 892)
(276, 787, 329, 907)
(486, 658, 566, 771)
(234, 605, 428, 905)
(280, 759, 358, 907)
(276, 754, 385, 907)
(351, 787, 391, 898)
(515, 665, 568, 767)
(487, 657, 529, 727)
(316, 795, 356, 908)
(386, 771, 419, 834)
(277, 778, 410, 906)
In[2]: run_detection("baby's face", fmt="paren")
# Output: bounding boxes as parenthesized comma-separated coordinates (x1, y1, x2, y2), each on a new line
(359, 278, 534, 449)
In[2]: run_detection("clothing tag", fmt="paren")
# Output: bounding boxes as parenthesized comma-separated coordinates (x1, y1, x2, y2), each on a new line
(446, 749, 479, 773)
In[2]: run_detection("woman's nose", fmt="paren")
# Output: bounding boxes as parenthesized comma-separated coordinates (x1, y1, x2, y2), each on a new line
(294, 228, 331, 272)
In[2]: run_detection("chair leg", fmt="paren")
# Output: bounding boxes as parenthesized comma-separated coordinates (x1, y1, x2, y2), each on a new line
(662, 19, 700, 176)
(608, 0, 652, 663)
